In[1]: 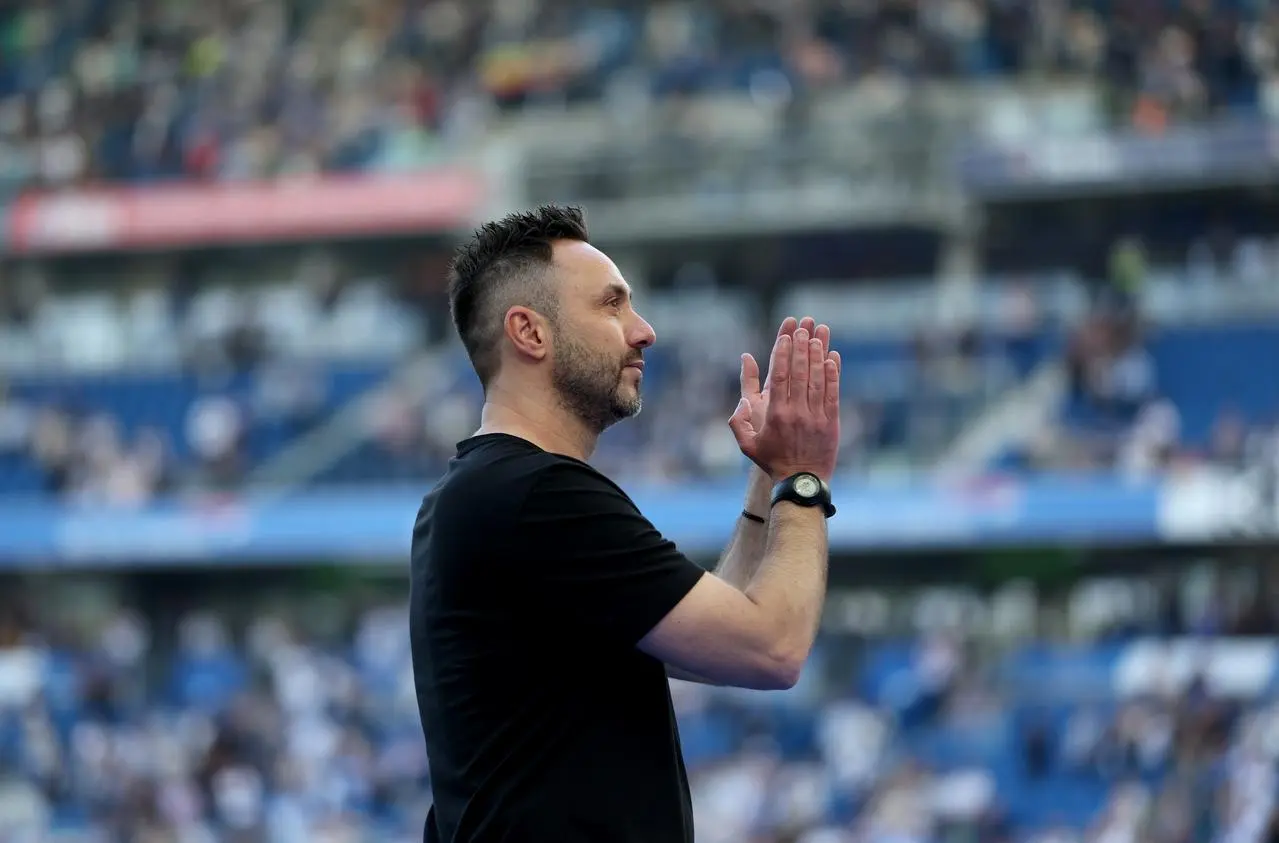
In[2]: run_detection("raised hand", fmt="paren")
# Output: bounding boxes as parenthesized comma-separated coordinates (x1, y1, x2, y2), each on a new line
(729, 317, 839, 463)
(729, 316, 841, 482)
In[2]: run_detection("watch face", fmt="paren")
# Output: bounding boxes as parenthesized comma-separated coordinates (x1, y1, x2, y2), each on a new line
(794, 474, 820, 498)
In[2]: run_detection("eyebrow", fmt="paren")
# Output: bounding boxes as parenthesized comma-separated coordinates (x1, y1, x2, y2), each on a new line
(601, 282, 631, 303)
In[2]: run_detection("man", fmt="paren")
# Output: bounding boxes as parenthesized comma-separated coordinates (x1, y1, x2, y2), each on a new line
(410, 205, 840, 843)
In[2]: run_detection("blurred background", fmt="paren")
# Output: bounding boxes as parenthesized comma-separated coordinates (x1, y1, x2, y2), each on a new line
(2, 0, 1279, 841)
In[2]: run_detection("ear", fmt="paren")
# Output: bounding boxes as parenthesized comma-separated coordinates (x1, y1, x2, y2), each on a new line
(503, 305, 551, 363)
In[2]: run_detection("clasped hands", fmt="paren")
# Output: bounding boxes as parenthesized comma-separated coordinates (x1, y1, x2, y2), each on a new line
(728, 316, 841, 483)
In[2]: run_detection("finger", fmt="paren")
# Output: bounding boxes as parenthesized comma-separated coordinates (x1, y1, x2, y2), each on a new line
(828, 349, 841, 375)
(799, 316, 816, 338)
(770, 333, 792, 401)
(824, 357, 840, 416)
(757, 324, 787, 391)
(815, 323, 830, 355)
(807, 336, 825, 411)
(789, 327, 810, 401)
(740, 353, 761, 397)
(767, 319, 799, 389)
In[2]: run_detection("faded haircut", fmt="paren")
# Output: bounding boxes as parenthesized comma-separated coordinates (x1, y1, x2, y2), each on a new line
(447, 205, 589, 389)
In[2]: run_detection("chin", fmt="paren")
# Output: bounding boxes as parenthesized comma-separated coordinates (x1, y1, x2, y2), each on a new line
(611, 395, 642, 420)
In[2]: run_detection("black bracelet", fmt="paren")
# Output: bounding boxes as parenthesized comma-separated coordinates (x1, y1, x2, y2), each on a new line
(741, 510, 766, 524)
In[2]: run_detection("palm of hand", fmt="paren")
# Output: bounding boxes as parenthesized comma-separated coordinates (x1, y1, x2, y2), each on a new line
(729, 317, 840, 467)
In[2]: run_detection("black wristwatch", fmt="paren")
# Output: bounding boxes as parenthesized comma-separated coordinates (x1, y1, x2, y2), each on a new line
(771, 472, 836, 519)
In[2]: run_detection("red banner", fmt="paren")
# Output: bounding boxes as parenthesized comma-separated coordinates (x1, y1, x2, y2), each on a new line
(7, 169, 486, 253)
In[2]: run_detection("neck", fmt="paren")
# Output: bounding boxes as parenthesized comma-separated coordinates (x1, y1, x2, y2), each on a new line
(474, 382, 599, 462)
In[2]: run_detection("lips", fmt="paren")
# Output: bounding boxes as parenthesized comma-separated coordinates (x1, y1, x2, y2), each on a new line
(625, 360, 645, 372)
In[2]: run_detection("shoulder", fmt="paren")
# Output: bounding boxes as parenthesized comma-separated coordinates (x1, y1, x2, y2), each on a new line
(459, 440, 621, 509)
(523, 457, 638, 518)
(528, 456, 627, 495)
(414, 440, 628, 536)
(411, 438, 554, 542)
(437, 437, 569, 501)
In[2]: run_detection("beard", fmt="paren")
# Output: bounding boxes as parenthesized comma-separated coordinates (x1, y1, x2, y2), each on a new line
(551, 334, 642, 433)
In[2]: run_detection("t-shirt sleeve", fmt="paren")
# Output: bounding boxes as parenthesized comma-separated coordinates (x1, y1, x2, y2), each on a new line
(519, 460, 706, 646)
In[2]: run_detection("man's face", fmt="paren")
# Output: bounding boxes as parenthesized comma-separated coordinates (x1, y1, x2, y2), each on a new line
(548, 241, 656, 433)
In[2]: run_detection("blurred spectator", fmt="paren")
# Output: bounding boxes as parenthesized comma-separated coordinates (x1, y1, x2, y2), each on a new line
(2, 561, 1279, 840)
(0, 0, 1274, 200)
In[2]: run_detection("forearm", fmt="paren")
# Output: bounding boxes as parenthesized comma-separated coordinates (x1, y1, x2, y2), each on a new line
(741, 502, 829, 675)
(712, 467, 772, 590)
(647, 497, 831, 692)
(665, 665, 724, 685)
(666, 470, 770, 685)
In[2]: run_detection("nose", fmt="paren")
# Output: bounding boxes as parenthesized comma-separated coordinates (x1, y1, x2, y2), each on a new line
(630, 313, 656, 349)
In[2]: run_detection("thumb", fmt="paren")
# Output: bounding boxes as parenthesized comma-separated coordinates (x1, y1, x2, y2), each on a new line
(727, 398, 752, 444)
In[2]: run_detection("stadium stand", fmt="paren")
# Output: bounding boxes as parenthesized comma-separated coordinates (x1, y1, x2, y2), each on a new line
(8, 233, 1279, 496)
(4, 0, 1279, 841)
(0, 0, 1275, 191)
(0, 244, 1044, 495)
(3, 563, 1279, 842)
(994, 240, 1279, 478)
(0, 0, 1276, 497)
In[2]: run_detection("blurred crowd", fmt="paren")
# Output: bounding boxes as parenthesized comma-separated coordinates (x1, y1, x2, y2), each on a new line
(0, 248, 419, 500)
(5, 240, 1277, 499)
(0, 596, 430, 843)
(0, 233, 1038, 498)
(1004, 229, 1279, 481)
(0, 0, 1276, 192)
(4, 2, 1279, 841)
(0, 0, 1273, 500)
(1, 562, 1279, 842)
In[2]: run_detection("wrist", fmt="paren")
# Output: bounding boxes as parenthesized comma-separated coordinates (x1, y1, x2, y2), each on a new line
(766, 468, 832, 486)
(744, 465, 772, 514)
(769, 471, 836, 518)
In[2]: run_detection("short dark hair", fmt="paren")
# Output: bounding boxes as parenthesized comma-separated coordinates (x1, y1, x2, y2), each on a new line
(447, 205, 589, 388)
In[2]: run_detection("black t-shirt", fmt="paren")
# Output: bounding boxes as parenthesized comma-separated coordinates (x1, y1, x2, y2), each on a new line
(410, 433, 706, 843)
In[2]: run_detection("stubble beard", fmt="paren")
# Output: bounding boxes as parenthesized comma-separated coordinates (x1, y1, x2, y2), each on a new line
(551, 335, 642, 435)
